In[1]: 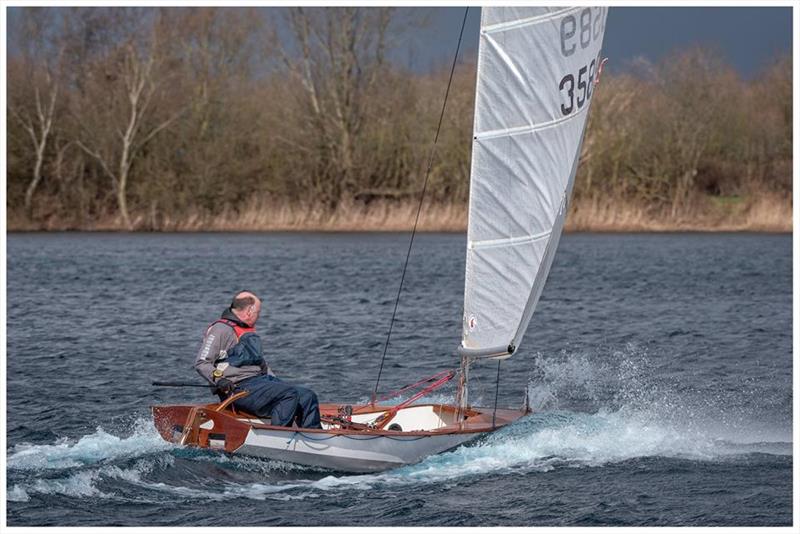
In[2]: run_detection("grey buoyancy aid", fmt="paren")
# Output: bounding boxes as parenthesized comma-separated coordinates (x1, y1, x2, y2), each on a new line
(210, 317, 265, 368)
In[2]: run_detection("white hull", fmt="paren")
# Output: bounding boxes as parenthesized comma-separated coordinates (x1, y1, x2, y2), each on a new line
(238, 428, 479, 472)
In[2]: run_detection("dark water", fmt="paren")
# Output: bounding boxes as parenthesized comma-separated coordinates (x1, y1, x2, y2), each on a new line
(6, 232, 792, 526)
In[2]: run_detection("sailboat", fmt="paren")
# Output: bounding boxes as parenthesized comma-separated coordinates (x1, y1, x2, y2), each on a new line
(152, 6, 608, 473)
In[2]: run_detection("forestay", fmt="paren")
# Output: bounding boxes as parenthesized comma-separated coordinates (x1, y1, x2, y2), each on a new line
(460, 6, 608, 358)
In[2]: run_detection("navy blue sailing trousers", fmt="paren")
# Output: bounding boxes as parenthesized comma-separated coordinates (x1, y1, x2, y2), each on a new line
(233, 375, 321, 428)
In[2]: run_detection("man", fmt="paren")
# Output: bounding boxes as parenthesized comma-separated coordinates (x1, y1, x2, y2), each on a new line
(194, 290, 321, 428)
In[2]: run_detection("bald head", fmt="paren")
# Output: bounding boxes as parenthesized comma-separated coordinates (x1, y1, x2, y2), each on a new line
(230, 290, 262, 326)
(231, 290, 260, 311)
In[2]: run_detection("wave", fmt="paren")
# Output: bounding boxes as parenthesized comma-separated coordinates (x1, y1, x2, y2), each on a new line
(7, 455, 176, 502)
(7, 452, 323, 503)
(7, 418, 174, 471)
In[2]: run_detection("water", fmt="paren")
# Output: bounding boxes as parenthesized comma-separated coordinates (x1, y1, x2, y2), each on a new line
(6, 232, 792, 526)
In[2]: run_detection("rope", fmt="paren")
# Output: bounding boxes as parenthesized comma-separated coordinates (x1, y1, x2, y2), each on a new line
(288, 432, 428, 442)
(372, 6, 471, 403)
(371, 370, 454, 406)
(492, 359, 501, 428)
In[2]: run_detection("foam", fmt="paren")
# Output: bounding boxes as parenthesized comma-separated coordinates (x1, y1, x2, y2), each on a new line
(21, 469, 111, 499)
(8, 454, 175, 501)
(7, 485, 31, 502)
(7, 418, 174, 471)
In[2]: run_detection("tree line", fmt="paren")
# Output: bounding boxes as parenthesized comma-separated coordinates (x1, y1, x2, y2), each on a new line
(6, 7, 792, 230)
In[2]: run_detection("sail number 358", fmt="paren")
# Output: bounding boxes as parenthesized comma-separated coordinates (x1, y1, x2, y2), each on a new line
(557, 8, 604, 117)
(558, 59, 596, 116)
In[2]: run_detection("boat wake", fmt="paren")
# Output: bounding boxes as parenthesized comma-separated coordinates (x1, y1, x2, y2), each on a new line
(9, 408, 789, 504)
(6, 418, 174, 472)
(7, 345, 791, 503)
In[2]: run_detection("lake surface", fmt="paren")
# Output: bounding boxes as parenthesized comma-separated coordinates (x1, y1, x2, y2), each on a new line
(6, 232, 792, 526)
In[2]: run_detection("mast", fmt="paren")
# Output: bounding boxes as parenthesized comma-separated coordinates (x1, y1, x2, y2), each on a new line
(456, 344, 515, 417)
(455, 353, 470, 420)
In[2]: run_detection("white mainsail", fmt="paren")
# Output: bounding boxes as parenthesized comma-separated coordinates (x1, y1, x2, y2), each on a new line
(460, 6, 608, 358)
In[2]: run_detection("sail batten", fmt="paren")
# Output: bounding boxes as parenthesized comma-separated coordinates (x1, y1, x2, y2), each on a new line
(475, 104, 591, 140)
(469, 230, 552, 251)
(461, 6, 607, 356)
(482, 7, 578, 34)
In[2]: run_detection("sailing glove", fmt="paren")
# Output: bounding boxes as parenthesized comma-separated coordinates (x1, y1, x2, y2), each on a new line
(214, 378, 236, 397)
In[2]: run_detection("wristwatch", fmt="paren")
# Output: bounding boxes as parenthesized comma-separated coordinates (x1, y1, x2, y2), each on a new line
(212, 369, 224, 379)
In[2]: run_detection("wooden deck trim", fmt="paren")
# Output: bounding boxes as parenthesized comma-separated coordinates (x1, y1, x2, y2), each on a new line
(153, 402, 528, 439)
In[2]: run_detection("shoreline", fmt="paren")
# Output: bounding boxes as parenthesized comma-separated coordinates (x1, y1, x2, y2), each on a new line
(6, 197, 792, 234)
(6, 224, 791, 234)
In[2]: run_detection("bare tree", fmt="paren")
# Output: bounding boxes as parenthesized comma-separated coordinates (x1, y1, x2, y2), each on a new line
(657, 48, 738, 216)
(7, 8, 63, 216)
(156, 7, 265, 212)
(73, 9, 183, 228)
(270, 7, 393, 207)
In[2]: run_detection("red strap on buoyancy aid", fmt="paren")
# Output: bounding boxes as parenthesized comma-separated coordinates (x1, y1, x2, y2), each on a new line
(208, 318, 255, 340)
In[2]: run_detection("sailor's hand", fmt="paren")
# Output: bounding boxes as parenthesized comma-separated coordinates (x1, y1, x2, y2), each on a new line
(214, 378, 235, 397)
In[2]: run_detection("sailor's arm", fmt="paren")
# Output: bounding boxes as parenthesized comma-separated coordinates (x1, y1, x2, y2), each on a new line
(194, 324, 227, 383)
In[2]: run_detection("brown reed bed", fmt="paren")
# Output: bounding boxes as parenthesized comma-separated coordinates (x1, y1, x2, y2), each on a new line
(6, 194, 791, 233)
(566, 194, 792, 232)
